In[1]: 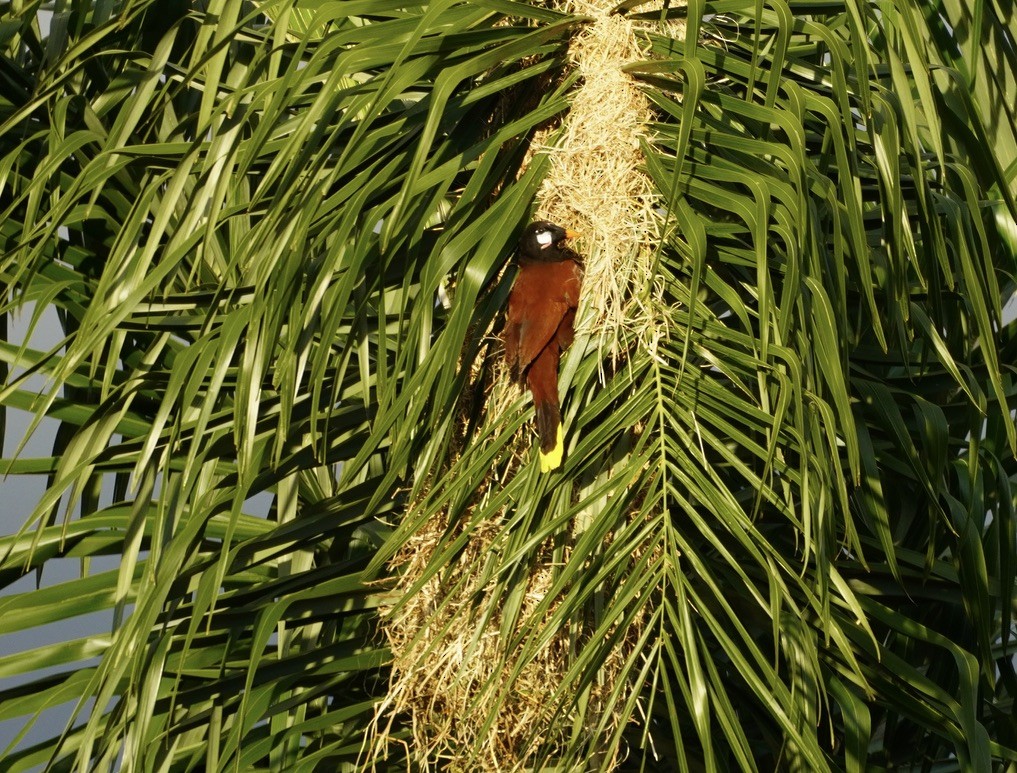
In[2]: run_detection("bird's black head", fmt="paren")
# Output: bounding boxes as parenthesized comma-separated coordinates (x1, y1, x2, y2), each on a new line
(518, 221, 579, 263)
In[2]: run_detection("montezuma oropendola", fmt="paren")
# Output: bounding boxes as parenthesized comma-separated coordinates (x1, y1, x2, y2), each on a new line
(504, 221, 583, 472)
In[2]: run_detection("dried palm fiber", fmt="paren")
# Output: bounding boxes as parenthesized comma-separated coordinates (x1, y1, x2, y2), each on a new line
(367, 3, 683, 770)
(535, 1, 671, 364)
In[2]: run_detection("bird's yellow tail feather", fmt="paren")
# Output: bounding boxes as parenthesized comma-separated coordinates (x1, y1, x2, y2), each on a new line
(539, 424, 564, 473)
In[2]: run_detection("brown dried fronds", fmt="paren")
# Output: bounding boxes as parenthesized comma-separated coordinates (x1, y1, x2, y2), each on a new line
(369, 506, 641, 771)
(534, 3, 681, 365)
(369, 2, 687, 770)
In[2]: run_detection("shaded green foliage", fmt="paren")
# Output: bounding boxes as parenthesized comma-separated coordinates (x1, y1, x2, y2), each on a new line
(0, 0, 1014, 770)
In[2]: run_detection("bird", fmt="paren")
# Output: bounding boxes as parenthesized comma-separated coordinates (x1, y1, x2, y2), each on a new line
(504, 220, 583, 472)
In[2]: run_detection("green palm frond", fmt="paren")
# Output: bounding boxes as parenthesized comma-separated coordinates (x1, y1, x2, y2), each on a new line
(0, 0, 1014, 770)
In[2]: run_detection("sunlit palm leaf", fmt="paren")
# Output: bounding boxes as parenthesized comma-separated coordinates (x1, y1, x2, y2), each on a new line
(0, 0, 1014, 770)
(2, 0, 577, 768)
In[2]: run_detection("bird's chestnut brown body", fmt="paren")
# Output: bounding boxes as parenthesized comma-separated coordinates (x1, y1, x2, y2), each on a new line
(504, 222, 583, 471)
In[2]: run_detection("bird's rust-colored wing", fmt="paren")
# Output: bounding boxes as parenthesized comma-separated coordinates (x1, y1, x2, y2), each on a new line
(505, 259, 582, 382)
(504, 253, 582, 472)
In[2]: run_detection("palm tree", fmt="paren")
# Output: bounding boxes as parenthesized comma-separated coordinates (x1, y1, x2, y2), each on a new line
(1, 0, 1014, 769)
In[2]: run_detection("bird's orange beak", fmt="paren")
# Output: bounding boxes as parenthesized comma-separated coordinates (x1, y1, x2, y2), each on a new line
(565, 229, 581, 240)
